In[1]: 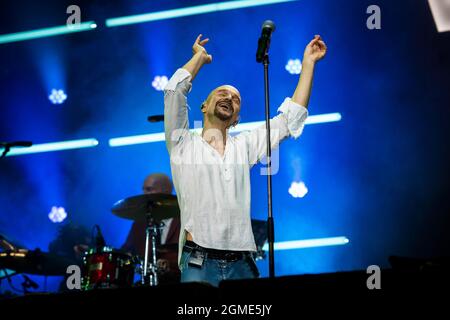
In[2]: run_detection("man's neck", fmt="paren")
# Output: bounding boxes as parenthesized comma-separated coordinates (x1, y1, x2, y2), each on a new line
(202, 120, 228, 155)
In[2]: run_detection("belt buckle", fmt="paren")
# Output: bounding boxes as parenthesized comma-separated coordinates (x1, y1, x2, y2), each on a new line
(225, 252, 239, 261)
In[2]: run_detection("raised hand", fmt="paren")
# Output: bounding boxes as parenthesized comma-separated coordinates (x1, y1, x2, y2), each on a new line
(192, 34, 212, 64)
(303, 35, 327, 65)
(292, 35, 327, 108)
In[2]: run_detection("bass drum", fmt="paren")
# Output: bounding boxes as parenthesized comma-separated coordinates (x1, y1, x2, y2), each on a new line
(81, 246, 135, 290)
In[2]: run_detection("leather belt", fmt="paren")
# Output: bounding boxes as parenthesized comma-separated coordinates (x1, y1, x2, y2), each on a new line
(183, 240, 251, 262)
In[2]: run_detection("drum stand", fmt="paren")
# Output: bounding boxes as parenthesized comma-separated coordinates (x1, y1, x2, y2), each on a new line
(142, 212, 163, 286)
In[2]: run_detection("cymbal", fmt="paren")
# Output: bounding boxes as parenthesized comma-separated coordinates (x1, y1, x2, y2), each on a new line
(0, 233, 25, 251)
(112, 193, 179, 222)
(0, 249, 76, 276)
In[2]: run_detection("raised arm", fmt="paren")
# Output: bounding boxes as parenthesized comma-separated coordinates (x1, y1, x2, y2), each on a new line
(164, 34, 212, 153)
(292, 35, 327, 107)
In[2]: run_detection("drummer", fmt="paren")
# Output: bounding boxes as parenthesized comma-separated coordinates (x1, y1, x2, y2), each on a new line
(121, 173, 181, 282)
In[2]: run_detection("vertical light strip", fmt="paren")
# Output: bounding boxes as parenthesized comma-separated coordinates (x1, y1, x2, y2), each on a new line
(106, 0, 298, 27)
(3, 139, 99, 156)
(0, 22, 97, 45)
(262, 236, 350, 251)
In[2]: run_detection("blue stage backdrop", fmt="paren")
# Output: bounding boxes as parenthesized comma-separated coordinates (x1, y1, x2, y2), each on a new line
(1, 0, 449, 292)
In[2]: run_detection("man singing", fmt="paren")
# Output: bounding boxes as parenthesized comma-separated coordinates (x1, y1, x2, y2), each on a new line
(164, 33, 327, 286)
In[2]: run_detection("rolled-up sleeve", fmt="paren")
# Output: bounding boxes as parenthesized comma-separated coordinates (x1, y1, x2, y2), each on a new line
(239, 97, 308, 165)
(277, 97, 308, 139)
(164, 68, 192, 154)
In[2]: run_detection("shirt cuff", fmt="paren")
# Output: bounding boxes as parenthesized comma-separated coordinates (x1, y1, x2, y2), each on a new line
(277, 97, 308, 139)
(164, 68, 192, 91)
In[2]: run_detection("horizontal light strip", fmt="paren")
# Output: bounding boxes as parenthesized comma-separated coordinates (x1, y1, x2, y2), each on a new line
(0, 0, 295, 44)
(106, 0, 297, 27)
(0, 21, 97, 45)
(109, 132, 166, 147)
(1, 112, 340, 155)
(109, 112, 342, 147)
(229, 112, 342, 133)
(2, 139, 99, 156)
(303, 112, 342, 125)
(262, 236, 349, 251)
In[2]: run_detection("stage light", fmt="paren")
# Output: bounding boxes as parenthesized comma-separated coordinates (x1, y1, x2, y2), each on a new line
(285, 59, 302, 74)
(428, 0, 450, 33)
(288, 181, 308, 198)
(48, 89, 67, 104)
(0, 21, 97, 45)
(262, 236, 349, 251)
(48, 206, 67, 223)
(152, 76, 169, 91)
(109, 113, 342, 147)
(3, 138, 99, 156)
(106, 0, 298, 27)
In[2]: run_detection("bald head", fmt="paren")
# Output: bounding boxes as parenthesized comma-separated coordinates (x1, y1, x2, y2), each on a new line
(201, 85, 241, 128)
(204, 85, 241, 106)
(142, 173, 173, 195)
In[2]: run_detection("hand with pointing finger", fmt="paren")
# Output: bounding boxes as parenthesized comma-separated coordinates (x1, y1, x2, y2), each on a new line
(192, 34, 212, 64)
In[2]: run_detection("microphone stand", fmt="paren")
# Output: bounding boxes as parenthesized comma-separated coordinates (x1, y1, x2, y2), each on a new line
(0, 141, 33, 158)
(262, 53, 275, 278)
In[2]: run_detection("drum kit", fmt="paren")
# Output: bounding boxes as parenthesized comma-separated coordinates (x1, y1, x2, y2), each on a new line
(111, 193, 180, 286)
(1, 193, 267, 292)
(0, 193, 181, 291)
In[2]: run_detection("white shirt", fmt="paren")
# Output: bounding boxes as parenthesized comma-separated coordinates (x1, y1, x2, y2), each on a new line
(164, 68, 308, 264)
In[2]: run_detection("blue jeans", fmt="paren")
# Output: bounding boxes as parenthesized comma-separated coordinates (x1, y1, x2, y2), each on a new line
(180, 244, 260, 287)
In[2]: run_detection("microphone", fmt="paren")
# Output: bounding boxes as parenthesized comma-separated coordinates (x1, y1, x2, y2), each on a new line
(147, 115, 164, 123)
(0, 141, 33, 148)
(256, 20, 276, 63)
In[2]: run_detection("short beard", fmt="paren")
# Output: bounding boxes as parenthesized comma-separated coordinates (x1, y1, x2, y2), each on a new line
(213, 102, 233, 122)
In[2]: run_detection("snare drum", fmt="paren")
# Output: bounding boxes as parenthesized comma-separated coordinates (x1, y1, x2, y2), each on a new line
(81, 246, 135, 290)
